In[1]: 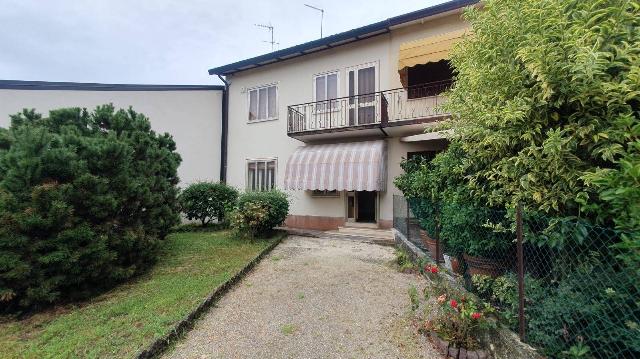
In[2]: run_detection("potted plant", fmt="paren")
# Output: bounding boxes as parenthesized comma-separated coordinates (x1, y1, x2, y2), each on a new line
(440, 217, 466, 275)
(462, 226, 512, 278)
(450, 255, 465, 275)
(419, 228, 444, 262)
(463, 252, 503, 278)
(408, 197, 443, 262)
(440, 201, 512, 278)
(426, 293, 494, 358)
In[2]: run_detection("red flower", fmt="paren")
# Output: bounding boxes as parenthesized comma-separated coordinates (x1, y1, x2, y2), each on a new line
(450, 299, 458, 309)
(471, 312, 482, 320)
(430, 266, 439, 274)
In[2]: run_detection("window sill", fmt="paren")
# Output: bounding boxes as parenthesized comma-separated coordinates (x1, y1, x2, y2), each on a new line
(247, 117, 278, 124)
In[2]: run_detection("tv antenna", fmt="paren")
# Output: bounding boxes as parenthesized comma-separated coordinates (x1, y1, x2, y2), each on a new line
(255, 23, 279, 51)
(304, 4, 324, 38)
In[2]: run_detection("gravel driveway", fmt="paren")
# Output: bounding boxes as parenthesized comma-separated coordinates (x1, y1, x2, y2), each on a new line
(165, 235, 438, 359)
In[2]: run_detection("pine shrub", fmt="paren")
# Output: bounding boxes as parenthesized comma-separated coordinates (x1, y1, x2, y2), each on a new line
(0, 105, 181, 310)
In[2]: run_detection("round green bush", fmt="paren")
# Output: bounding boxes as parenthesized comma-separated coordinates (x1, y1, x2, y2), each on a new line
(179, 182, 239, 226)
(0, 106, 181, 310)
(230, 190, 289, 238)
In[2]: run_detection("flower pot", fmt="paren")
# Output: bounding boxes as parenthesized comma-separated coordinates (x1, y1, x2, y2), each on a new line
(451, 256, 465, 275)
(420, 230, 444, 262)
(463, 253, 502, 278)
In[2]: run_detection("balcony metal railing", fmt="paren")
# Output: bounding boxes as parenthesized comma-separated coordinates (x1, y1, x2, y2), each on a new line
(287, 80, 452, 134)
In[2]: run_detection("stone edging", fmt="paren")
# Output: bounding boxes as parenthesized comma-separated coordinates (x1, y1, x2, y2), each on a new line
(392, 228, 458, 284)
(135, 233, 287, 359)
(428, 330, 489, 359)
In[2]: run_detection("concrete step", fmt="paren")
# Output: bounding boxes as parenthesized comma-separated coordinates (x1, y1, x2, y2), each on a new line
(278, 226, 395, 247)
(324, 231, 395, 246)
(342, 222, 379, 229)
(336, 226, 394, 240)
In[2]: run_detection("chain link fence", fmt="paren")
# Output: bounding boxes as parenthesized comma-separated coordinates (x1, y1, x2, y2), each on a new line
(392, 195, 424, 251)
(392, 195, 639, 358)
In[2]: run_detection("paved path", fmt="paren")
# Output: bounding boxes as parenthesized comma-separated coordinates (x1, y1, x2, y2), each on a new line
(166, 235, 438, 359)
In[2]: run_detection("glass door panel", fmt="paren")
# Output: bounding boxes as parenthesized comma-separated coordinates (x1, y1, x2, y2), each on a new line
(347, 64, 377, 126)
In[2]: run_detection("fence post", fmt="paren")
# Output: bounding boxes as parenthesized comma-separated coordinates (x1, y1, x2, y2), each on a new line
(435, 204, 442, 264)
(406, 197, 411, 240)
(516, 202, 526, 341)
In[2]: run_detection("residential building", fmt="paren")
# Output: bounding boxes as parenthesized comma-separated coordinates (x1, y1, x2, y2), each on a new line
(0, 0, 478, 230)
(0, 80, 224, 187)
(208, 0, 477, 230)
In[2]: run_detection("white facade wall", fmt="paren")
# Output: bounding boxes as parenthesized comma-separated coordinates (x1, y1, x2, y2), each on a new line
(0, 89, 223, 187)
(225, 13, 469, 228)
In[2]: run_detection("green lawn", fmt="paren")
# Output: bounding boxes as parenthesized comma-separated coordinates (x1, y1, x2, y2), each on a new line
(0, 230, 280, 359)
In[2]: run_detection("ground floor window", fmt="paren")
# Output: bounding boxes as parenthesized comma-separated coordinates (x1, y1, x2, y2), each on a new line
(407, 150, 437, 162)
(247, 158, 277, 191)
(311, 190, 339, 197)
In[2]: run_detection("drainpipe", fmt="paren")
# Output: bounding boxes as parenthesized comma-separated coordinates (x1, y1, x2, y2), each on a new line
(217, 74, 229, 183)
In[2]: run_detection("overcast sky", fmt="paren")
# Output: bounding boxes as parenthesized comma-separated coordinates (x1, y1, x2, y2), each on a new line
(0, 0, 446, 85)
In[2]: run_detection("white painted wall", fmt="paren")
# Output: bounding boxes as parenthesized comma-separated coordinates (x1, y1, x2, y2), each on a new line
(0, 89, 223, 187)
(225, 13, 468, 224)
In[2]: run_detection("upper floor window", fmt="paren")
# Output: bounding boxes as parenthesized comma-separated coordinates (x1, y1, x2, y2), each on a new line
(406, 60, 453, 99)
(247, 158, 277, 191)
(248, 84, 277, 122)
(314, 72, 338, 103)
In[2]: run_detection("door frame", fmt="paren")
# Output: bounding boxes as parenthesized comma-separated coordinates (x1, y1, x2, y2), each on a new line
(346, 61, 380, 126)
(346, 191, 357, 222)
(344, 190, 379, 223)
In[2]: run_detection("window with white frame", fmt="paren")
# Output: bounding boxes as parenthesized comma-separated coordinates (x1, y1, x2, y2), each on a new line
(314, 72, 338, 102)
(246, 158, 277, 191)
(311, 190, 340, 197)
(314, 72, 338, 110)
(248, 84, 277, 121)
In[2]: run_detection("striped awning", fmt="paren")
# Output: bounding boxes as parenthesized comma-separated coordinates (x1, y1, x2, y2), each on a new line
(284, 140, 387, 191)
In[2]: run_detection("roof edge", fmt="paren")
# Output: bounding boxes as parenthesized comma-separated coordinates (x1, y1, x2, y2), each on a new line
(208, 0, 478, 76)
(0, 80, 224, 91)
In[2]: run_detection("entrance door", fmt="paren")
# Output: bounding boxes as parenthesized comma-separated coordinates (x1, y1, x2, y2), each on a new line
(356, 191, 377, 223)
(347, 63, 377, 126)
(346, 192, 356, 222)
(346, 191, 377, 223)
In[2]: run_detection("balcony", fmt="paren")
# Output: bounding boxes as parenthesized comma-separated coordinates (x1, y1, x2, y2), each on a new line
(287, 80, 451, 141)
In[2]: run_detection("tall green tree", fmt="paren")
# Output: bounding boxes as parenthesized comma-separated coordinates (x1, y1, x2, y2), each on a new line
(444, 0, 639, 232)
(0, 105, 181, 310)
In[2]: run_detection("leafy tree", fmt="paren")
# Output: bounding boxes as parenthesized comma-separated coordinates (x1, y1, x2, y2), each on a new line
(179, 182, 239, 226)
(444, 0, 639, 229)
(0, 105, 181, 310)
(393, 2, 639, 355)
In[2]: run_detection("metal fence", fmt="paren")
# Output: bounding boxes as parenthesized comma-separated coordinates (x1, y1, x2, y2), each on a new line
(392, 195, 639, 358)
(287, 80, 451, 133)
(392, 194, 424, 250)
